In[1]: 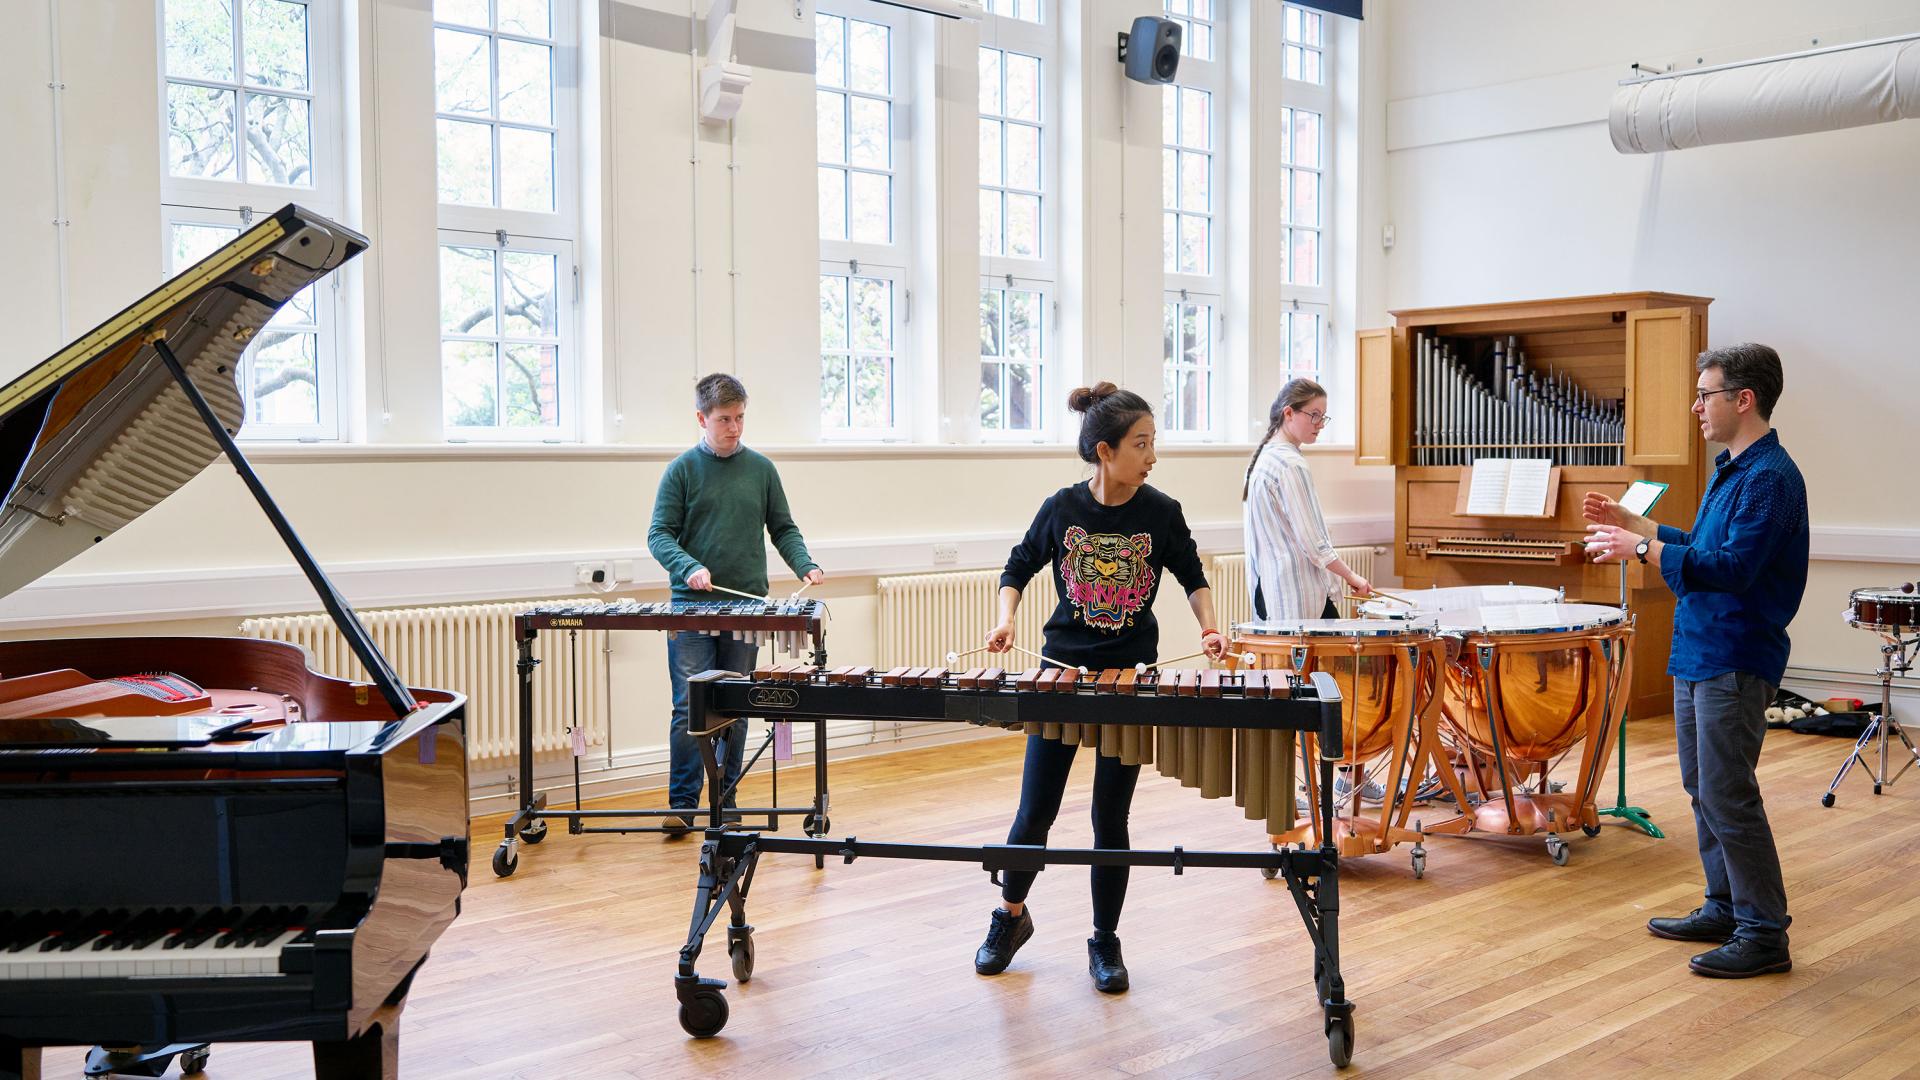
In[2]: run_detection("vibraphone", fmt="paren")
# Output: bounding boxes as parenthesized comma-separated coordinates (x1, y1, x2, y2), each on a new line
(493, 598, 831, 877)
(672, 664, 1359, 1068)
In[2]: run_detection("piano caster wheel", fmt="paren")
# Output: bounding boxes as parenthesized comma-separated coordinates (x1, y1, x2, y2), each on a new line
(1582, 824, 1602, 838)
(1261, 842, 1280, 880)
(728, 932, 756, 983)
(1547, 838, 1570, 866)
(492, 842, 519, 877)
(181, 1047, 211, 1075)
(519, 819, 548, 845)
(1821, 792, 1836, 807)
(679, 988, 730, 1038)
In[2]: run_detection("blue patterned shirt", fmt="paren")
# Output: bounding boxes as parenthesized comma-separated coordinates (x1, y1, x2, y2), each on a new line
(1655, 429, 1808, 686)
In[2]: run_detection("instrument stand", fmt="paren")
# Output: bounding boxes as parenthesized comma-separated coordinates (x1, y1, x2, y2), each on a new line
(1821, 632, 1920, 806)
(1597, 560, 1664, 837)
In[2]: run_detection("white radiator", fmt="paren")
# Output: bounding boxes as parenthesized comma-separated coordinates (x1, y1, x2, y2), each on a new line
(1211, 546, 1382, 627)
(240, 601, 608, 766)
(877, 569, 1048, 669)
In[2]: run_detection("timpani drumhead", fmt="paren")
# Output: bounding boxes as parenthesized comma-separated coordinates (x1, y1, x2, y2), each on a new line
(1434, 603, 1626, 636)
(1360, 584, 1560, 620)
(1232, 617, 1436, 639)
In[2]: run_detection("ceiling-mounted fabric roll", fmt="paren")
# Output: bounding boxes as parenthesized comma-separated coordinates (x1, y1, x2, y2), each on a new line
(1291, 0, 1362, 20)
(1611, 33, 1920, 154)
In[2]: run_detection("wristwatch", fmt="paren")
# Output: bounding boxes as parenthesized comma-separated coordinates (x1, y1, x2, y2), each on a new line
(1634, 537, 1651, 564)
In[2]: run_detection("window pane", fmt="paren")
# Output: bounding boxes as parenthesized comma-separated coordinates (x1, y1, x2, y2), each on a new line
(502, 343, 559, 426)
(1283, 5, 1300, 42)
(848, 171, 890, 244)
(1284, 43, 1302, 81)
(979, 288, 1002, 357)
(1281, 107, 1293, 165)
(1303, 10, 1324, 46)
(1179, 368, 1206, 430)
(980, 362, 1002, 430)
(1290, 228, 1320, 286)
(443, 340, 498, 427)
(1290, 311, 1320, 373)
(167, 84, 238, 180)
(1190, 22, 1212, 62)
(437, 118, 493, 204)
(979, 118, 1003, 186)
(1005, 193, 1039, 258)
(1006, 290, 1039, 359)
(1291, 169, 1319, 227)
(244, 92, 313, 186)
(1182, 304, 1206, 364)
(1005, 123, 1039, 190)
(818, 166, 847, 240)
(821, 355, 850, 427)
(1006, 361, 1036, 429)
(1180, 88, 1209, 150)
(500, 250, 558, 337)
(167, 0, 235, 81)
(852, 357, 890, 428)
(1162, 212, 1177, 272)
(243, 0, 309, 91)
(1161, 148, 1177, 208)
(497, 40, 553, 125)
(1191, 0, 1212, 18)
(435, 0, 489, 29)
(251, 330, 320, 425)
(848, 20, 889, 95)
(1178, 150, 1207, 212)
(815, 15, 845, 88)
(1162, 302, 1177, 364)
(435, 29, 492, 116)
(440, 245, 497, 335)
(499, 126, 555, 212)
(1004, 53, 1039, 122)
(1303, 47, 1323, 85)
(978, 48, 1002, 115)
(1164, 0, 1189, 16)
(1162, 362, 1178, 421)
(820, 276, 849, 350)
(171, 223, 240, 269)
(818, 90, 847, 163)
(851, 277, 891, 351)
(268, 282, 317, 327)
(1178, 213, 1208, 274)
(497, 0, 550, 37)
(1162, 85, 1177, 143)
(1294, 110, 1321, 167)
(848, 96, 890, 169)
(979, 188, 1003, 255)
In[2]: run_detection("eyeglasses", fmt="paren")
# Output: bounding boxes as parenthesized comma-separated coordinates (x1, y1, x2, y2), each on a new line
(1300, 410, 1331, 428)
(1693, 387, 1742, 407)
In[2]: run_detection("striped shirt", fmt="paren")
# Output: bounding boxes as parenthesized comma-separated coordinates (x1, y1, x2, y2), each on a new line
(1243, 440, 1340, 621)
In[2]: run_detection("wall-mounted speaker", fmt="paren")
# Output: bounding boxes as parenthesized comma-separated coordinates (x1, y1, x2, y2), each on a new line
(1118, 16, 1182, 85)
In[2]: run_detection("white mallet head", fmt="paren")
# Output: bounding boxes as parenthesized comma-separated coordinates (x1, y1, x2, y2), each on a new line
(945, 651, 959, 665)
(1135, 661, 1149, 674)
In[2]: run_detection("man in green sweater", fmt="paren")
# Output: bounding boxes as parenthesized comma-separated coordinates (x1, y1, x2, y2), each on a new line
(649, 374, 824, 830)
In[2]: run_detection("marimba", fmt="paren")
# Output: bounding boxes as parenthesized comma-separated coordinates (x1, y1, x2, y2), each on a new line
(672, 665, 1359, 1068)
(493, 598, 831, 877)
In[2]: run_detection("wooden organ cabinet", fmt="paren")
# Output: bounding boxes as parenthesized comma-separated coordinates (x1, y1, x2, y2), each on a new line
(1354, 292, 1711, 721)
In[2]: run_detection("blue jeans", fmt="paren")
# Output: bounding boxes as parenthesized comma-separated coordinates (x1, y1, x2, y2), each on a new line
(668, 630, 759, 810)
(1674, 673, 1790, 948)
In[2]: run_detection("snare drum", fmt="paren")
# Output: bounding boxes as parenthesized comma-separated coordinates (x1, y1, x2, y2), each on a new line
(1359, 584, 1561, 620)
(1849, 584, 1920, 631)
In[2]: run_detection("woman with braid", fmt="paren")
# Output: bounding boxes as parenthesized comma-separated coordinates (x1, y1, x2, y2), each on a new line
(1242, 378, 1384, 805)
(973, 382, 1225, 994)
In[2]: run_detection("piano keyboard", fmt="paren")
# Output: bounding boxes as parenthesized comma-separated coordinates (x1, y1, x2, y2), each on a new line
(0, 906, 311, 980)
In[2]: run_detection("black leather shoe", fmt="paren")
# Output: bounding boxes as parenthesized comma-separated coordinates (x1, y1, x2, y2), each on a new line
(1648, 907, 1737, 942)
(1087, 931, 1129, 993)
(1689, 937, 1792, 978)
(974, 907, 1033, 975)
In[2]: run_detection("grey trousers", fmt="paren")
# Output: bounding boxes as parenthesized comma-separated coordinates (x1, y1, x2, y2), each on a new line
(1673, 673, 1790, 948)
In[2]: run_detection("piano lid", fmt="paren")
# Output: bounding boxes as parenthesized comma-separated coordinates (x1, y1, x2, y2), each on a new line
(0, 204, 366, 604)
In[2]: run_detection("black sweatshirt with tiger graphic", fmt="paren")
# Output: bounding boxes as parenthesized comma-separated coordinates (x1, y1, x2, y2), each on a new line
(999, 481, 1211, 671)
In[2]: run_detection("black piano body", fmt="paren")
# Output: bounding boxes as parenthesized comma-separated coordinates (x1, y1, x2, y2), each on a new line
(0, 207, 469, 1079)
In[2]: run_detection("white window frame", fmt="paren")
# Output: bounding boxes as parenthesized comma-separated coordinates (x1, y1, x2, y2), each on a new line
(157, 0, 344, 441)
(1278, 5, 1333, 399)
(437, 229, 578, 442)
(432, 0, 580, 441)
(1162, 0, 1224, 440)
(816, 0, 916, 442)
(977, 276, 1051, 440)
(818, 261, 907, 440)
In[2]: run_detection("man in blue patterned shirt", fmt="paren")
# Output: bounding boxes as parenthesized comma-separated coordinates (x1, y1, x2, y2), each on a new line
(1584, 342, 1808, 979)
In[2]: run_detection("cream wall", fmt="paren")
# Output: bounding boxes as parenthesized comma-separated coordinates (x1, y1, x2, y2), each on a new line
(1377, 0, 1920, 684)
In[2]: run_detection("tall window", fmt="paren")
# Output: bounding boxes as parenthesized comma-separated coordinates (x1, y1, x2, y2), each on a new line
(817, 4, 912, 438)
(434, 0, 576, 440)
(1278, 4, 1330, 385)
(1161, 0, 1222, 436)
(978, 5, 1054, 437)
(161, 0, 340, 440)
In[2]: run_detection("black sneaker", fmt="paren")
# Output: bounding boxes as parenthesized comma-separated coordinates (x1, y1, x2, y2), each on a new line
(1689, 937, 1792, 978)
(974, 907, 1033, 975)
(1087, 930, 1129, 994)
(1647, 907, 1737, 943)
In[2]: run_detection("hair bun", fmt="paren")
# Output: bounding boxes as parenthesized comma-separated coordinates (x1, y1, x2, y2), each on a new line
(1067, 381, 1120, 414)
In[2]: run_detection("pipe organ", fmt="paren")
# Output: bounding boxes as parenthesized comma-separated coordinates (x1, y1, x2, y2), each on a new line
(1355, 292, 1712, 721)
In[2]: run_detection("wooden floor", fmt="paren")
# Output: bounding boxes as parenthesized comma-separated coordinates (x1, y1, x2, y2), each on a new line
(44, 721, 1920, 1079)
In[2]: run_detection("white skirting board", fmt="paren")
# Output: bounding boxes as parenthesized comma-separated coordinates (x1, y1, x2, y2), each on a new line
(1779, 664, 1919, 718)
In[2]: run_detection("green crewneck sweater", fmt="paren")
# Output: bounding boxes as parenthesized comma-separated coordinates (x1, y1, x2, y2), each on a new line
(648, 443, 817, 603)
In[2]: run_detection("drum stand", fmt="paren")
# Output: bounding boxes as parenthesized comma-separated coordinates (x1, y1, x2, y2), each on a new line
(1821, 630, 1920, 807)
(1597, 561, 1663, 837)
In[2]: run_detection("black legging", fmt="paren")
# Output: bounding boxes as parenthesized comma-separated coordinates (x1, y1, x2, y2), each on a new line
(1253, 582, 1339, 621)
(1000, 732, 1140, 932)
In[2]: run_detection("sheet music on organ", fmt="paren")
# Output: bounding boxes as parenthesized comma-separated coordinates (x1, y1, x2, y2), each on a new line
(1466, 457, 1553, 516)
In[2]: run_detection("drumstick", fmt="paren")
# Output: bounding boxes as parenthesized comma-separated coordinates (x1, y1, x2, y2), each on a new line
(1007, 644, 1086, 673)
(946, 645, 990, 664)
(1137, 650, 1256, 671)
(1357, 585, 1418, 606)
(788, 579, 815, 601)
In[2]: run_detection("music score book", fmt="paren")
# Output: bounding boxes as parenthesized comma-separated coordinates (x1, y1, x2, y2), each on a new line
(1458, 458, 1558, 518)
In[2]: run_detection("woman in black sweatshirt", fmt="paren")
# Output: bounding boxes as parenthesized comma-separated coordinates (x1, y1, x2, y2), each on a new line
(973, 382, 1225, 993)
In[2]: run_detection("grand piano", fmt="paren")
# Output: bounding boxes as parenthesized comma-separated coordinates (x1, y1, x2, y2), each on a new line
(0, 206, 469, 1079)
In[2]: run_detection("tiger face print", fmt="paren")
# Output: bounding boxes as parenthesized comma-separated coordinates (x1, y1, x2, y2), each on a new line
(1061, 526, 1155, 631)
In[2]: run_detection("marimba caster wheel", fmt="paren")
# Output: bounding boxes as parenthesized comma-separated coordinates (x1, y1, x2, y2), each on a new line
(680, 988, 730, 1038)
(1821, 792, 1836, 807)
(520, 819, 548, 845)
(1326, 1013, 1354, 1068)
(1261, 842, 1280, 879)
(1547, 838, 1570, 866)
(491, 842, 518, 877)
(729, 933, 756, 983)
(1581, 824, 1601, 838)
(181, 1047, 211, 1074)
